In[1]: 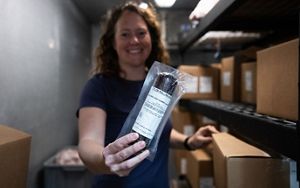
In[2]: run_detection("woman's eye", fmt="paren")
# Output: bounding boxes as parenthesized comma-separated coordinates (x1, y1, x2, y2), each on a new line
(138, 31, 146, 37)
(121, 32, 130, 38)
(121, 33, 129, 37)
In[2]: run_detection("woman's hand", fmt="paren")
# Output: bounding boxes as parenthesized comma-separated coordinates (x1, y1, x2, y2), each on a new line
(187, 125, 219, 150)
(102, 133, 150, 177)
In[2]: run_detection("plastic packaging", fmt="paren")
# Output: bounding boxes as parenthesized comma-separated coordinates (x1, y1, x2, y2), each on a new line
(118, 61, 191, 161)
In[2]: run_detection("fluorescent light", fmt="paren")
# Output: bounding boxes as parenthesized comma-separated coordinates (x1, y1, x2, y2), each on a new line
(189, 0, 219, 20)
(139, 2, 148, 9)
(197, 31, 261, 45)
(154, 0, 176, 8)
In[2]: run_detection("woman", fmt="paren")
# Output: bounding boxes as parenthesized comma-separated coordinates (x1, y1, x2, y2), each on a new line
(77, 2, 218, 187)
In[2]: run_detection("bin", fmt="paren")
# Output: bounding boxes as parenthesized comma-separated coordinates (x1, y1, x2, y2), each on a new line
(43, 146, 93, 188)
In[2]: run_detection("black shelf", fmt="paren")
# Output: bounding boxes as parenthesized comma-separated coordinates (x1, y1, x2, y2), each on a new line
(178, 0, 299, 180)
(180, 99, 298, 161)
(179, 0, 300, 52)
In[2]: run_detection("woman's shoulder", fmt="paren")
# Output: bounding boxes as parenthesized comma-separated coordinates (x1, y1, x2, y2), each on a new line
(87, 74, 124, 90)
(90, 73, 105, 80)
(89, 73, 113, 83)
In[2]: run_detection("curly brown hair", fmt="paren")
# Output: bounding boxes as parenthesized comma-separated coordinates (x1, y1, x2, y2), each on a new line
(92, 1, 170, 76)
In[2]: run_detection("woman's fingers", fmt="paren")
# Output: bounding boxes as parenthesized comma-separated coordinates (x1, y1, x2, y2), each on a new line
(198, 125, 219, 136)
(102, 133, 151, 176)
(110, 149, 150, 176)
(207, 125, 219, 134)
(105, 140, 147, 165)
(103, 133, 139, 156)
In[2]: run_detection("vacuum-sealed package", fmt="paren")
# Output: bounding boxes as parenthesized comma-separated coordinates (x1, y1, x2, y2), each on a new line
(118, 61, 192, 161)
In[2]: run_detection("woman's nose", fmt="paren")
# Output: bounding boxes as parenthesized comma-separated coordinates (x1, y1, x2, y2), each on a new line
(129, 35, 139, 44)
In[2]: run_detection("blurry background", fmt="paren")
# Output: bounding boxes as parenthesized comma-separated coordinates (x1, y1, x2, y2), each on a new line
(0, 0, 298, 188)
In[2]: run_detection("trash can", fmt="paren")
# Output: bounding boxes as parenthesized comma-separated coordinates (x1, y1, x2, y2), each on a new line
(43, 146, 93, 188)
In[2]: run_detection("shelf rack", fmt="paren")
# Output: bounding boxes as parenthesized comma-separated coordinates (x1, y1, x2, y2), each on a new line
(180, 99, 298, 161)
(179, 0, 299, 52)
(177, 0, 299, 179)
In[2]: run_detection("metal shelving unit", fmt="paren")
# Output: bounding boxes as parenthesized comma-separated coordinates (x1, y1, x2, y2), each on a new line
(180, 99, 298, 160)
(178, 0, 299, 179)
(179, 0, 299, 52)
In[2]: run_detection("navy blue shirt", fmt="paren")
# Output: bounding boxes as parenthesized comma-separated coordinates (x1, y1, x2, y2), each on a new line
(78, 74, 172, 188)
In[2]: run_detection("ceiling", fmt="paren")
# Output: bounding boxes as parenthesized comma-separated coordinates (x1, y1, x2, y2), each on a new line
(71, 0, 299, 51)
(72, 0, 199, 24)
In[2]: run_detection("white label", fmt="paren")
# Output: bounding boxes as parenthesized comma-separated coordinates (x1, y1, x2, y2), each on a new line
(202, 116, 216, 125)
(290, 160, 299, 188)
(183, 125, 195, 136)
(180, 158, 187, 175)
(199, 76, 213, 93)
(185, 76, 198, 93)
(222, 72, 231, 86)
(132, 86, 171, 139)
(245, 71, 253, 92)
(199, 177, 214, 188)
(220, 125, 229, 132)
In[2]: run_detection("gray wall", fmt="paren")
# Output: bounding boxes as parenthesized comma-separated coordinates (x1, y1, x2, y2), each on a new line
(0, 0, 91, 187)
(0, 1, 223, 187)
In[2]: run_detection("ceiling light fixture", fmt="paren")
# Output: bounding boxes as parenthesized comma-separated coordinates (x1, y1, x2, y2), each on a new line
(154, 0, 176, 8)
(189, 0, 219, 20)
(139, 2, 148, 9)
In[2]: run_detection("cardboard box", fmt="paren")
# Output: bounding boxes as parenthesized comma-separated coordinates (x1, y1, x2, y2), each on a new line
(233, 46, 261, 61)
(241, 62, 256, 104)
(0, 124, 31, 188)
(186, 149, 214, 188)
(173, 149, 189, 175)
(178, 65, 219, 99)
(212, 133, 290, 188)
(256, 39, 298, 121)
(210, 63, 222, 70)
(220, 57, 241, 102)
(220, 46, 261, 103)
(171, 106, 194, 133)
(171, 107, 217, 176)
(171, 107, 193, 174)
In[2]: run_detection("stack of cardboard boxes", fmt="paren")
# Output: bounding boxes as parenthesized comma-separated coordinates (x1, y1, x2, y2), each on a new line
(186, 149, 213, 188)
(220, 46, 259, 104)
(173, 38, 298, 187)
(178, 65, 220, 100)
(219, 38, 298, 120)
(171, 106, 218, 188)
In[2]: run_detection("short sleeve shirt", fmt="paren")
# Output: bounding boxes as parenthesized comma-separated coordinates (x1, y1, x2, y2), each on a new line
(78, 74, 172, 188)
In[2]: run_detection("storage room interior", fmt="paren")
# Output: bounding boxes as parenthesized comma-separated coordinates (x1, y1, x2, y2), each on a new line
(0, 0, 299, 188)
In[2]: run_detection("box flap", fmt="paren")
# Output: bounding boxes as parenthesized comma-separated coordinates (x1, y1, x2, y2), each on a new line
(212, 133, 270, 158)
(191, 149, 211, 161)
(257, 38, 299, 56)
(178, 65, 201, 76)
(0, 125, 31, 145)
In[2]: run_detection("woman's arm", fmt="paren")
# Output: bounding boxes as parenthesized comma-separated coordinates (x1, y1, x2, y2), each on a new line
(169, 125, 219, 150)
(78, 107, 110, 174)
(169, 129, 188, 149)
(78, 107, 150, 176)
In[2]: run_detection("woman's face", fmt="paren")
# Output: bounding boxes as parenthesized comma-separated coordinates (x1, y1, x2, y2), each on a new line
(114, 10, 152, 70)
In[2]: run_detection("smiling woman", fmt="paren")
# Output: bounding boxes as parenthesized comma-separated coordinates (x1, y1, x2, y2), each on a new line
(113, 9, 152, 79)
(92, 1, 169, 78)
(77, 1, 219, 188)
(77, 2, 172, 187)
